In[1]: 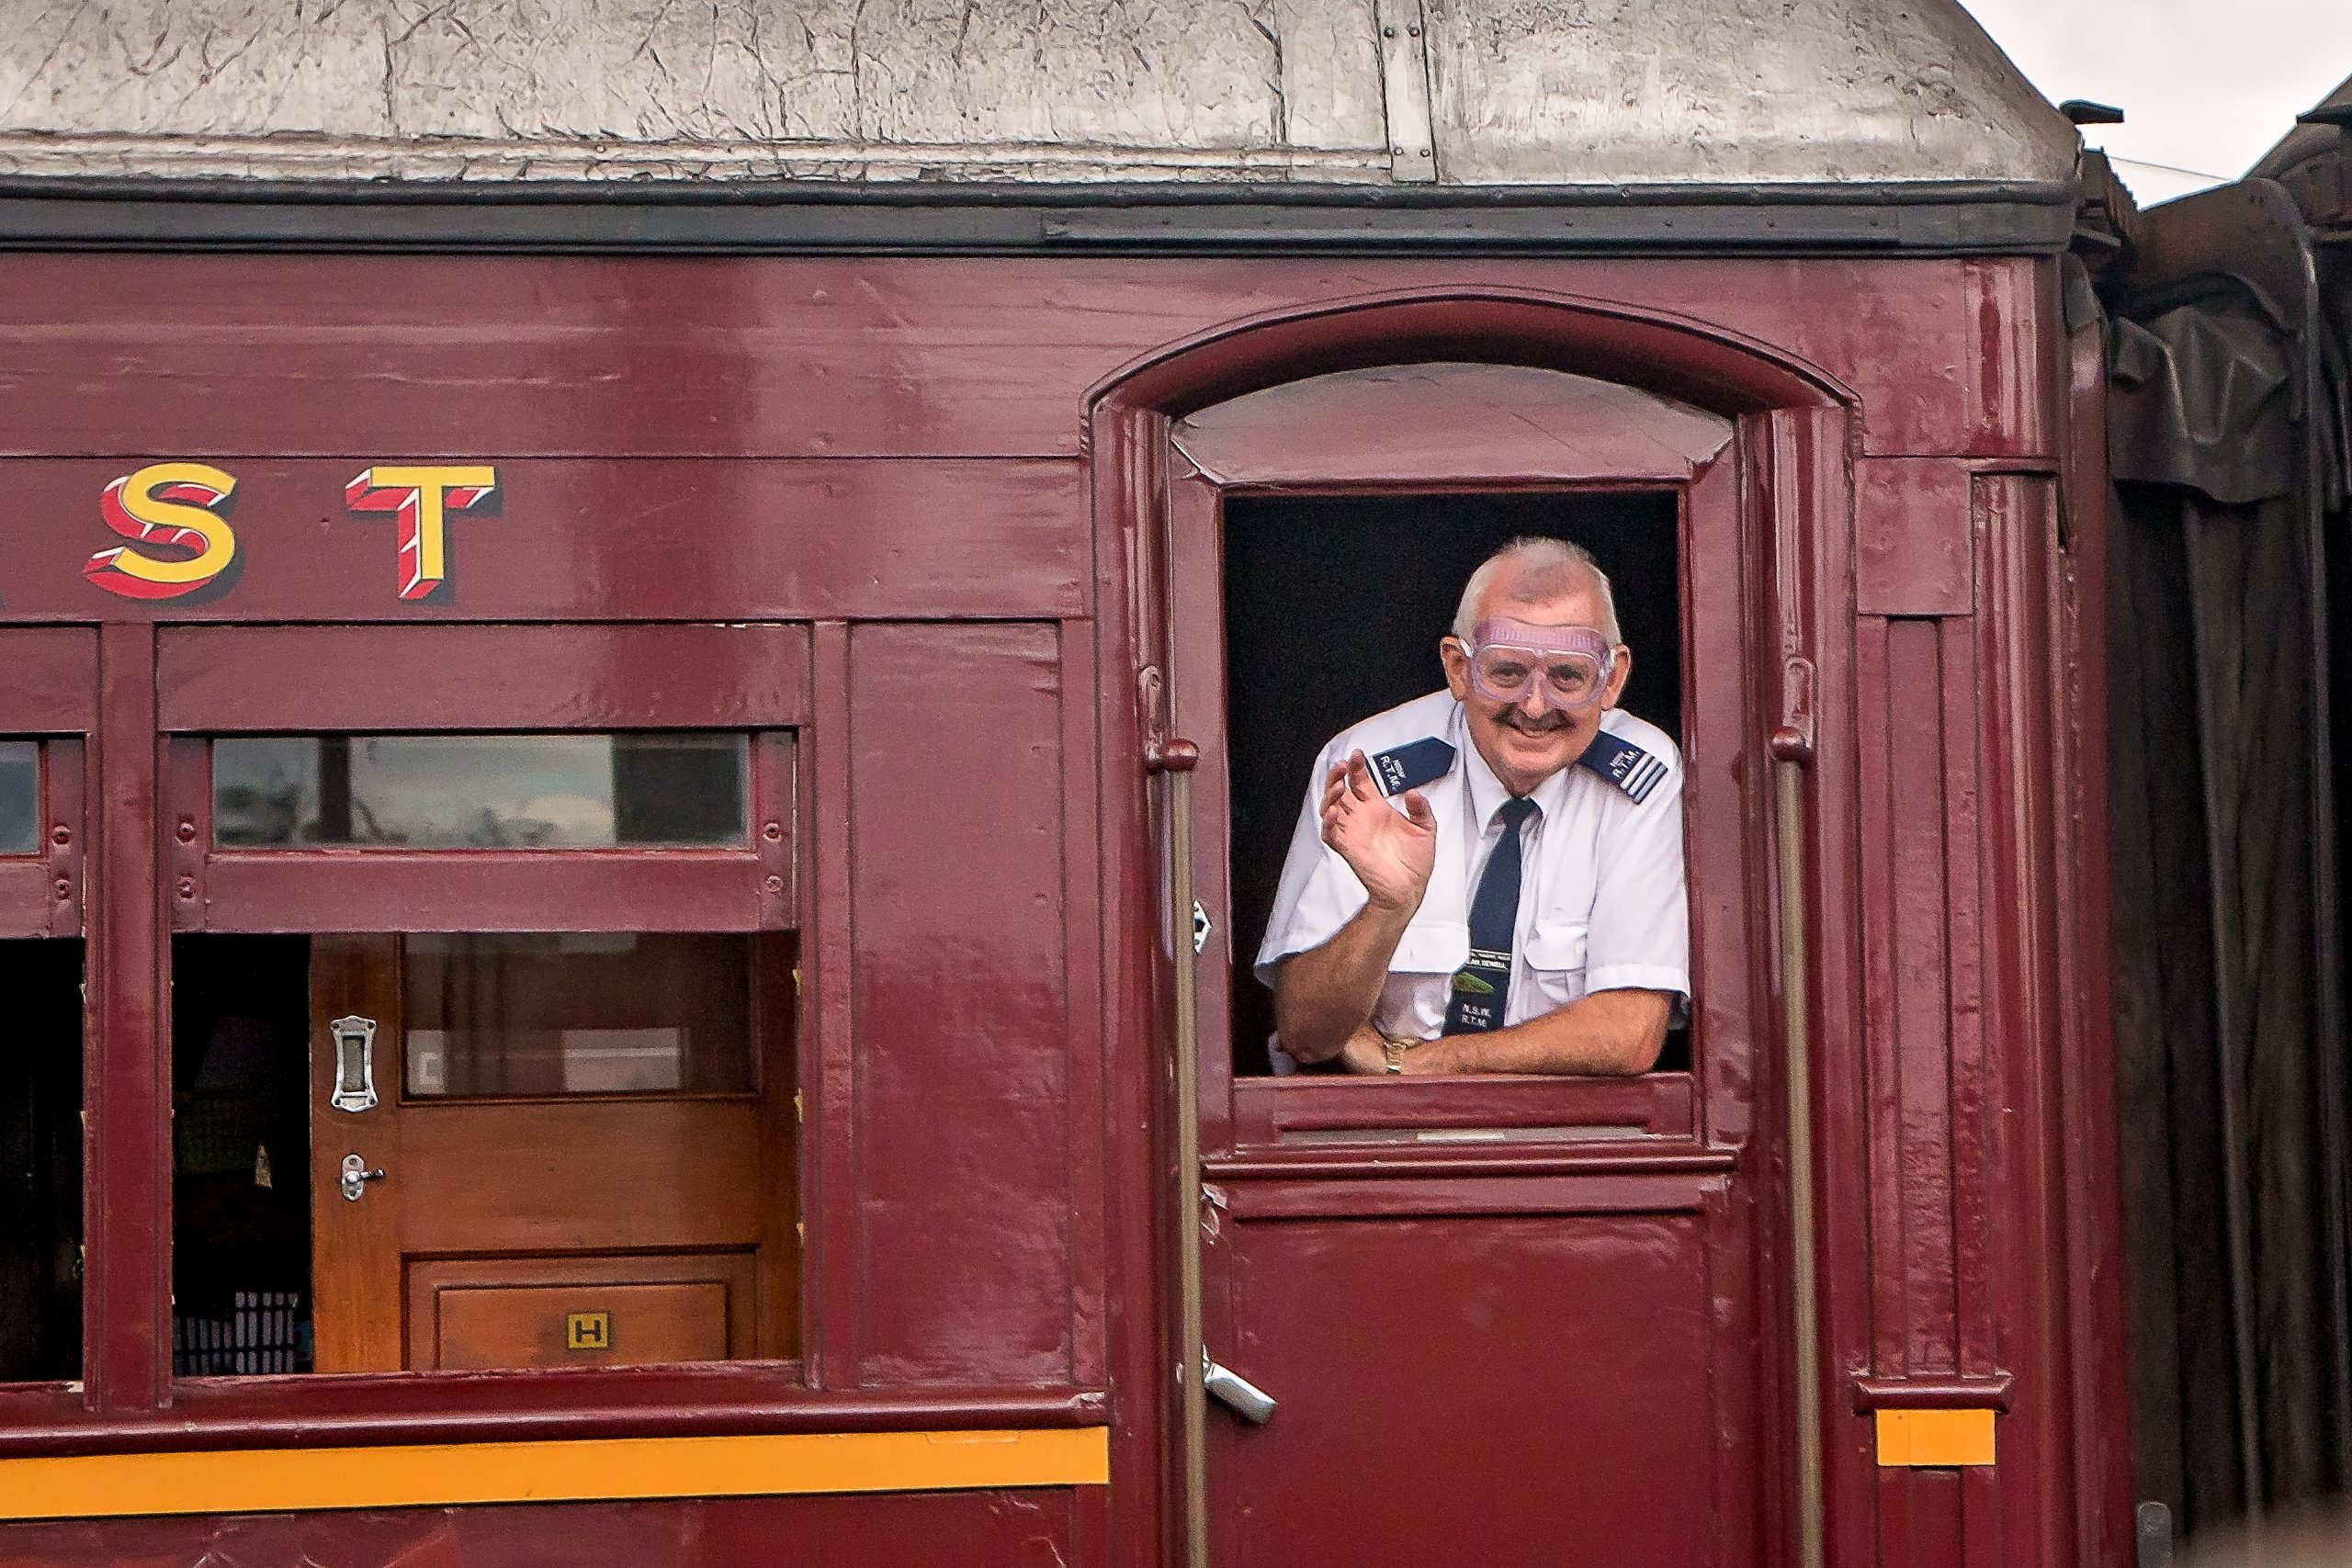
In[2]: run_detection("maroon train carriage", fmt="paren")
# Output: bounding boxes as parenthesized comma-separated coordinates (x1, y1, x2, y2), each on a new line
(6, 3, 2337, 1566)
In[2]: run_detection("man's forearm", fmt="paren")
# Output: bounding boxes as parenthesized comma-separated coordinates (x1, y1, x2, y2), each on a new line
(1272, 900, 1417, 1063)
(1406, 988, 1672, 1077)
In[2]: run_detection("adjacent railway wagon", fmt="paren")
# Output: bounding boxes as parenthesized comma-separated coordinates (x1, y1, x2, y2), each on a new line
(0, 3, 2189, 1563)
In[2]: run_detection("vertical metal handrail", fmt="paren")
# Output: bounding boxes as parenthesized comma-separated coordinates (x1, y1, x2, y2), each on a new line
(1772, 721, 1825, 1568)
(1150, 736, 1210, 1568)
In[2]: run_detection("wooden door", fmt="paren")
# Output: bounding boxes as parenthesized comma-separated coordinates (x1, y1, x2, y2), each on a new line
(308, 930, 797, 1372)
(162, 622, 808, 1376)
(1151, 367, 1782, 1567)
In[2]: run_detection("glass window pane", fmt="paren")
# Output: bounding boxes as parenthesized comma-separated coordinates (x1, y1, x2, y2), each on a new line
(403, 932, 755, 1098)
(211, 733, 748, 849)
(0, 741, 37, 855)
(1, 938, 83, 1383)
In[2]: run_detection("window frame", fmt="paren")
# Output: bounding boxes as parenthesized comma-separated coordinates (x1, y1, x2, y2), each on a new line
(1153, 363, 1764, 1163)
(0, 621, 850, 1450)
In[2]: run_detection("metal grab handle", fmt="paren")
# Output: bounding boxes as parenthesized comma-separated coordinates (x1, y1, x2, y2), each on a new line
(1773, 722, 1825, 1568)
(328, 1014, 379, 1113)
(1150, 737, 1215, 1568)
(1204, 1353, 1277, 1425)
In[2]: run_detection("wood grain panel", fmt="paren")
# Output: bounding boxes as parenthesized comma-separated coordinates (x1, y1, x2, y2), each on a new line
(397, 1100, 765, 1254)
(0, 458, 1082, 625)
(847, 623, 1074, 1387)
(414, 1253, 755, 1371)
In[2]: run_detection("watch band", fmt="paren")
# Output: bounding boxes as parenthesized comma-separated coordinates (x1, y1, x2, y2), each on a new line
(1383, 1038, 1409, 1074)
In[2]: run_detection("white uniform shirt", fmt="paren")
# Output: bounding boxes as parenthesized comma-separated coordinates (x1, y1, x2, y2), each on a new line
(1254, 690, 1690, 1047)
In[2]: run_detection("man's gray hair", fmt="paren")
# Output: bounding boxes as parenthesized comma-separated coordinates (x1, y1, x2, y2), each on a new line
(1451, 536, 1623, 644)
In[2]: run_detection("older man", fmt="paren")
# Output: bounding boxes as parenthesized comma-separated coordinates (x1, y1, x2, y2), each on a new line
(1255, 536, 1687, 1075)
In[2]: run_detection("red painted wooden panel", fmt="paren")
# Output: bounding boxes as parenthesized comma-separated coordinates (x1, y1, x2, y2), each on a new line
(0, 1387, 1102, 1459)
(1856, 616, 1963, 1378)
(186, 853, 775, 935)
(1855, 459, 1974, 616)
(847, 623, 1074, 1386)
(0, 256, 2042, 462)
(0, 1488, 1080, 1568)
(1962, 258, 2057, 459)
(0, 628, 98, 732)
(0, 861, 58, 940)
(85, 625, 169, 1414)
(0, 459, 1082, 624)
(157, 624, 810, 731)
(1207, 1191, 1739, 1568)
(1228, 1071, 1694, 1145)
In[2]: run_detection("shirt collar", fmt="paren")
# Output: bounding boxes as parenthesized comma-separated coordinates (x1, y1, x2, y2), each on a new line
(1449, 699, 1577, 829)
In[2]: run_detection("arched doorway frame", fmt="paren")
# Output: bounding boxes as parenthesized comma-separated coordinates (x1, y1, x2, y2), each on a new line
(1085, 285, 1865, 1568)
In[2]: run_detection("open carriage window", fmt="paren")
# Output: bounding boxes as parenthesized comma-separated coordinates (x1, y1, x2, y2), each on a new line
(1222, 491, 1687, 1077)
(0, 936, 83, 1384)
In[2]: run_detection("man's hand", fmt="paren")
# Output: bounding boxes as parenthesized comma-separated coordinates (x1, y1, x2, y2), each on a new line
(1320, 750, 1437, 914)
(1336, 1022, 1399, 1075)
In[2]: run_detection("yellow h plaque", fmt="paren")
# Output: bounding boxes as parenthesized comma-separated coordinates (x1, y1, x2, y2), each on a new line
(566, 1312, 612, 1352)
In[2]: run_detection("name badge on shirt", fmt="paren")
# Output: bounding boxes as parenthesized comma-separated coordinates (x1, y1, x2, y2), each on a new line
(1369, 737, 1456, 797)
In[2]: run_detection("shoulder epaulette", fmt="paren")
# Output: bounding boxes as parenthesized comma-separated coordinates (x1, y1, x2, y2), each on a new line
(1577, 729, 1669, 804)
(1368, 736, 1456, 797)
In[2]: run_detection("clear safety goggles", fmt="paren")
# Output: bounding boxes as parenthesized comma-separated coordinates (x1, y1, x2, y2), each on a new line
(1457, 618, 1617, 712)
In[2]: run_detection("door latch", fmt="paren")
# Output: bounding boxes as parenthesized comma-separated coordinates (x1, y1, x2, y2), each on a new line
(328, 1014, 379, 1113)
(1204, 1352, 1276, 1424)
(339, 1153, 386, 1201)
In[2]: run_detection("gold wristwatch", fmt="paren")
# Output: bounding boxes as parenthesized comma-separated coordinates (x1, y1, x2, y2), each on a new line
(1382, 1037, 1410, 1075)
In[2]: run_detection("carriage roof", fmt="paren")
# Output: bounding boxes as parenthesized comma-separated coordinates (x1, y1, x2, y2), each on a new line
(0, 0, 2079, 191)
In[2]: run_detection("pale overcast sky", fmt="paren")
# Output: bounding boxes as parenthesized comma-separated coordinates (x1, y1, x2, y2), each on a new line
(1959, 0, 2352, 205)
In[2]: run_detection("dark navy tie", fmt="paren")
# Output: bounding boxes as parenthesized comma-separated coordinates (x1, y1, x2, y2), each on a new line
(1443, 795, 1539, 1035)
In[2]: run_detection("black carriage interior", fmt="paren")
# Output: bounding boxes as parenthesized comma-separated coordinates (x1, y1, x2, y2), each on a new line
(1220, 490, 1686, 1077)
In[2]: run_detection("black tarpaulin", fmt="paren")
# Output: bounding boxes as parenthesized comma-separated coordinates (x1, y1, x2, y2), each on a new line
(2103, 180, 2352, 1540)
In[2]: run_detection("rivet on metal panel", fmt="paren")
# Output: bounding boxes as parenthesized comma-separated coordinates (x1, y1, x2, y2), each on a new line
(1374, 0, 1439, 185)
(763, 821, 783, 841)
(764, 874, 784, 893)
(51, 825, 70, 846)
(175, 819, 196, 843)
(52, 878, 70, 900)
(175, 875, 196, 899)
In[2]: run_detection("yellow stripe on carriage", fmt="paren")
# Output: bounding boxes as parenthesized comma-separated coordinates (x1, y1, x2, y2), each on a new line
(0, 1426, 1111, 1521)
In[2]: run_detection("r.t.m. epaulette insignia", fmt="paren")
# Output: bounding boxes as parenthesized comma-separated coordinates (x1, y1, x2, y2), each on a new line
(1369, 737, 1456, 797)
(1577, 729, 1669, 804)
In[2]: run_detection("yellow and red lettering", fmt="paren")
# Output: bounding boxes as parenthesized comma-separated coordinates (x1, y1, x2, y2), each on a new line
(83, 461, 240, 601)
(345, 465, 498, 601)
